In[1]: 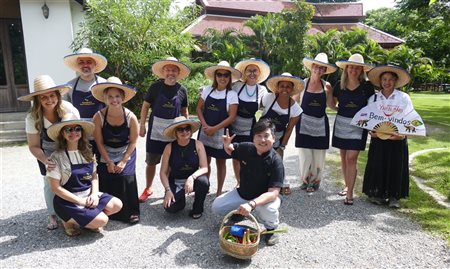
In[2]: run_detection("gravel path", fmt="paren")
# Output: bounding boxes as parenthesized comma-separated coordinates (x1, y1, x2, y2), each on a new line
(1, 134, 449, 268)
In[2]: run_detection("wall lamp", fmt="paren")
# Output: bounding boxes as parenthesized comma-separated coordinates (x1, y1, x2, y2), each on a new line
(42, 2, 49, 19)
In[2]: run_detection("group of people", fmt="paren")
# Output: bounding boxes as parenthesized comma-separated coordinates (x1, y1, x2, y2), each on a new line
(20, 47, 414, 245)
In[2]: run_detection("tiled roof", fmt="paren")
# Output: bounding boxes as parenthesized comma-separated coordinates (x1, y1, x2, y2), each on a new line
(185, 15, 403, 47)
(198, 0, 363, 19)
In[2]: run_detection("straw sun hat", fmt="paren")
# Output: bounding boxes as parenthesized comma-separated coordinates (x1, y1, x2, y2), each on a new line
(91, 76, 137, 103)
(367, 65, 411, 89)
(152, 57, 191, 80)
(64, 48, 108, 74)
(303, 53, 337, 75)
(234, 58, 271, 84)
(335, 53, 373, 72)
(17, 75, 71, 102)
(266, 72, 305, 96)
(47, 119, 95, 141)
(163, 116, 201, 139)
(204, 61, 242, 82)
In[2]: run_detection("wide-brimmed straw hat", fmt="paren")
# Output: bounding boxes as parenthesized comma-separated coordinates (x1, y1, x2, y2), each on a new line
(266, 72, 305, 96)
(64, 48, 107, 74)
(91, 76, 136, 103)
(367, 65, 411, 89)
(303, 53, 337, 75)
(204, 61, 242, 82)
(234, 58, 271, 84)
(163, 116, 201, 139)
(47, 119, 95, 141)
(336, 53, 373, 72)
(18, 75, 71, 102)
(152, 57, 190, 80)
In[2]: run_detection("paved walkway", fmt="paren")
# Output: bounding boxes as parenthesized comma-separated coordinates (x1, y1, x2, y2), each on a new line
(1, 135, 449, 268)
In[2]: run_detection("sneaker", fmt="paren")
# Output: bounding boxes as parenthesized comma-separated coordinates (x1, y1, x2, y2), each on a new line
(389, 198, 400, 208)
(370, 197, 386, 205)
(264, 230, 280, 246)
(138, 188, 153, 203)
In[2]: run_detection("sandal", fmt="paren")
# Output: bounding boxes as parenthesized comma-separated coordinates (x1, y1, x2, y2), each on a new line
(299, 183, 308, 190)
(47, 215, 58, 230)
(129, 214, 140, 224)
(337, 188, 348, 196)
(306, 184, 315, 193)
(188, 210, 202, 219)
(64, 227, 81, 237)
(344, 197, 354, 206)
(281, 187, 292, 195)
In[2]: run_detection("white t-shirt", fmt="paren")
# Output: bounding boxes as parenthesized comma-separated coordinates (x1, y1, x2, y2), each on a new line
(368, 89, 413, 109)
(261, 93, 303, 118)
(25, 100, 81, 134)
(232, 81, 267, 108)
(200, 86, 239, 112)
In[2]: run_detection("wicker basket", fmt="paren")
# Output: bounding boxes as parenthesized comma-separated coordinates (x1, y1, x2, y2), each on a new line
(219, 210, 261, 260)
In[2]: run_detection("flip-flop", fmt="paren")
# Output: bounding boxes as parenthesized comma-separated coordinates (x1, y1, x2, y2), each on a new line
(189, 211, 202, 219)
(281, 187, 292, 195)
(344, 197, 354, 206)
(47, 216, 58, 230)
(129, 215, 140, 224)
(337, 189, 347, 196)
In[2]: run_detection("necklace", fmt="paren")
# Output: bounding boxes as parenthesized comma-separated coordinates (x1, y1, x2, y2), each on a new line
(245, 85, 257, 97)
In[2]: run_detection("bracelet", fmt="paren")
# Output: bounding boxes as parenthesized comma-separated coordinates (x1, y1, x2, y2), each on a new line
(248, 200, 256, 210)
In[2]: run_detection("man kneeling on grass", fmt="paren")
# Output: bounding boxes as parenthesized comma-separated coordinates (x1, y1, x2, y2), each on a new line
(212, 119, 284, 246)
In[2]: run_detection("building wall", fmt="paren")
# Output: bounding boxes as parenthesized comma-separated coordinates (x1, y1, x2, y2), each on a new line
(19, 0, 77, 88)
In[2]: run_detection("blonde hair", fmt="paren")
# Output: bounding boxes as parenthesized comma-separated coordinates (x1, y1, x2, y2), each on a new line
(55, 127, 94, 163)
(340, 66, 367, 90)
(29, 91, 66, 132)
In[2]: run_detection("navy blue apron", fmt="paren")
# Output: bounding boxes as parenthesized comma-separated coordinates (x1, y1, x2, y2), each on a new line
(198, 88, 230, 159)
(72, 76, 105, 119)
(260, 94, 291, 149)
(37, 124, 57, 175)
(53, 151, 112, 227)
(146, 86, 181, 154)
(295, 79, 330, 149)
(231, 84, 259, 143)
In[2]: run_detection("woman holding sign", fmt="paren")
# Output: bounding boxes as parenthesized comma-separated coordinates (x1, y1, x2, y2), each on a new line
(362, 65, 412, 208)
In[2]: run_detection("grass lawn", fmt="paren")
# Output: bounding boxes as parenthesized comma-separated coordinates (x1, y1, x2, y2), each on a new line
(328, 91, 450, 245)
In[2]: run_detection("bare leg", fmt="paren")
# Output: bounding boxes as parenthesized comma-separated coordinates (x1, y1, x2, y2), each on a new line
(103, 197, 123, 216)
(85, 212, 109, 230)
(216, 159, 227, 196)
(344, 150, 360, 200)
(339, 149, 348, 194)
(145, 164, 156, 189)
(232, 159, 240, 187)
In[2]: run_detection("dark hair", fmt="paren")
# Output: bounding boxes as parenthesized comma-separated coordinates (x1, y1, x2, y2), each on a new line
(212, 69, 232, 90)
(379, 71, 398, 80)
(253, 118, 276, 136)
(104, 87, 125, 99)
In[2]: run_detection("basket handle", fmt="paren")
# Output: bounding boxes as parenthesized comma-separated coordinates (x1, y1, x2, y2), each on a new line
(220, 209, 261, 233)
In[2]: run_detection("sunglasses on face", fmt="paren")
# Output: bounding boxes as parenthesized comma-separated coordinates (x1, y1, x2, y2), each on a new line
(176, 126, 192, 133)
(215, 72, 231, 78)
(64, 126, 83, 133)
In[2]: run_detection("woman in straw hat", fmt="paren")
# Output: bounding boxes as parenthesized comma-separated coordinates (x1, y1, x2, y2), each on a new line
(230, 58, 270, 186)
(363, 65, 412, 208)
(261, 72, 304, 195)
(328, 53, 375, 205)
(293, 53, 337, 193)
(196, 60, 240, 196)
(92, 77, 141, 223)
(138, 57, 191, 203)
(46, 119, 122, 236)
(18, 75, 80, 230)
(160, 116, 209, 219)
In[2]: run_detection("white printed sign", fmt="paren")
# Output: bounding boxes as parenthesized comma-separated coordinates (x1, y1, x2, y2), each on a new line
(351, 99, 426, 138)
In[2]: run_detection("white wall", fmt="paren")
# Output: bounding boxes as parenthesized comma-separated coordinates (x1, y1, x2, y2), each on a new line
(20, 0, 79, 90)
(70, 0, 84, 42)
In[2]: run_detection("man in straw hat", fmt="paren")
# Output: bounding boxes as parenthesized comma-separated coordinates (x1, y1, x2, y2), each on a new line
(18, 75, 80, 230)
(138, 57, 191, 202)
(327, 53, 374, 205)
(212, 119, 284, 246)
(63, 48, 108, 119)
